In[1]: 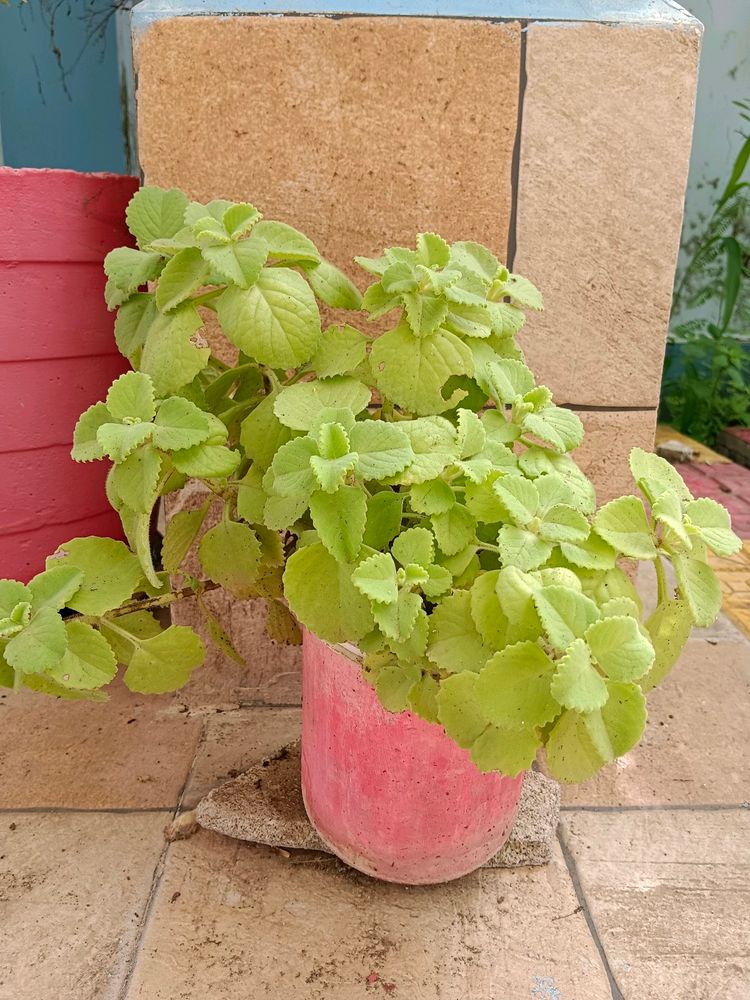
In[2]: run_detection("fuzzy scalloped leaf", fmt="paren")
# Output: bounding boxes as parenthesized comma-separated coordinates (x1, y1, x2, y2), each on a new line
(550, 637, 608, 712)
(274, 378, 371, 431)
(539, 505, 590, 544)
(172, 443, 241, 479)
(217, 267, 321, 368)
(109, 445, 162, 514)
(240, 391, 292, 471)
(484, 359, 535, 405)
(408, 672, 440, 724)
(253, 219, 320, 264)
(155, 247, 210, 312)
(139, 301, 210, 397)
(409, 478, 455, 516)
(545, 709, 605, 783)
(392, 526, 435, 569)
(493, 475, 539, 526)
(199, 521, 262, 599)
(372, 589, 422, 642)
(284, 542, 373, 643)
(685, 498, 742, 556)
(642, 598, 694, 692)
(469, 570, 508, 648)
(125, 186, 189, 248)
(392, 417, 458, 485)
(403, 292, 448, 337)
(532, 585, 600, 652)
(350, 421, 413, 480)
(71, 402, 111, 462)
(104, 247, 163, 303)
(585, 680, 647, 763)
(426, 590, 493, 674)
(311, 324, 368, 378)
(476, 641, 559, 729)
(436, 671, 488, 748)
(585, 615, 654, 682)
(673, 554, 722, 627)
(629, 447, 692, 503)
(27, 566, 84, 612)
(559, 532, 617, 570)
(362, 490, 404, 551)
(151, 397, 211, 452)
(305, 259, 363, 310)
(522, 406, 583, 453)
(123, 625, 205, 694)
(593, 496, 657, 560)
(106, 371, 156, 422)
(352, 551, 398, 605)
(270, 436, 318, 499)
(98, 610, 162, 665)
(4, 607, 68, 674)
(370, 323, 473, 416)
(161, 503, 209, 575)
(373, 660, 421, 713)
(202, 235, 267, 289)
(470, 725, 539, 777)
(48, 537, 143, 617)
(47, 621, 117, 690)
(310, 486, 367, 564)
(496, 525, 553, 573)
(431, 503, 476, 557)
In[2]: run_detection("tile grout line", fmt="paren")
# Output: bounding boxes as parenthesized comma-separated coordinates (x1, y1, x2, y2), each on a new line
(114, 716, 209, 1000)
(557, 824, 624, 1000)
(561, 802, 750, 813)
(505, 20, 527, 271)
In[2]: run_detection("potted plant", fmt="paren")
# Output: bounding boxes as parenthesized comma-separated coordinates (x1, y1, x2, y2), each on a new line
(0, 187, 740, 884)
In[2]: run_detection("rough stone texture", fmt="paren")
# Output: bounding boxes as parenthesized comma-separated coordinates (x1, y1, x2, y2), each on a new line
(573, 407, 657, 505)
(135, 15, 520, 283)
(515, 22, 701, 407)
(561, 809, 750, 999)
(195, 739, 560, 869)
(0, 813, 167, 1000)
(559, 638, 750, 809)
(0, 680, 201, 810)
(123, 829, 612, 1000)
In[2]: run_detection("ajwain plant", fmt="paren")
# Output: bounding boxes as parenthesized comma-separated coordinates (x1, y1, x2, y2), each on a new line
(0, 187, 741, 783)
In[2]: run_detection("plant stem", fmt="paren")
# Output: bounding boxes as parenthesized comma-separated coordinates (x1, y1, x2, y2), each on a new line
(654, 555, 669, 606)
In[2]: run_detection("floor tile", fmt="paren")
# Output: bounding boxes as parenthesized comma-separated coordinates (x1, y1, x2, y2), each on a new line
(0, 812, 166, 1000)
(181, 707, 301, 809)
(561, 809, 750, 999)
(560, 639, 750, 808)
(124, 830, 611, 1000)
(0, 680, 202, 809)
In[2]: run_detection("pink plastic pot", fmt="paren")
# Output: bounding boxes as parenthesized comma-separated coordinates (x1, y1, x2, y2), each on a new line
(0, 167, 139, 581)
(301, 630, 524, 884)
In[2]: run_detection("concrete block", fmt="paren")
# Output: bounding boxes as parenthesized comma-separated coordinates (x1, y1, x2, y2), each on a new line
(573, 407, 657, 505)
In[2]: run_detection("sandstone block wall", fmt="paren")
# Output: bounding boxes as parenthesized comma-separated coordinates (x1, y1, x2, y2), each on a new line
(132, 1, 701, 708)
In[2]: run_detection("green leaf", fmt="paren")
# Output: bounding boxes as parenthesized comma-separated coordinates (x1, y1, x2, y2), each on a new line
(629, 447, 692, 503)
(370, 323, 473, 415)
(96, 422, 153, 464)
(476, 641, 559, 728)
(484, 359, 535, 404)
(550, 637, 608, 712)
(311, 324, 368, 378)
(155, 247, 210, 311)
(426, 590, 493, 674)
(198, 596, 245, 664)
(283, 542, 373, 643)
(409, 479, 455, 515)
(504, 273, 543, 310)
(436, 671, 488, 748)
(673, 554, 722, 627)
(199, 521, 262, 599)
(4, 606, 67, 674)
(559, 532, 617, 570)
(352, 551, 398, 604)
(217, 267, 321, 368)
(48, 537, 143, 616)
(392, 526, 434, 569)
(71, 402, 111, 462)
(253, 219, 320, 264)
(240, 391, 292, 470)
(685, 498, 742, 556)
(431, 503, 476, 556)
(642, 598, 694, 692)
(274, 378, 371, 431)
(265, 598, 303, 646)
(539, 505, 590, 544)
(545, 710, 605, 783)
(532, 585, 600, 652)
(456, 408, 486, 458)
(469, 570, 508, 647)
(585, 681, 647, 763)
(140, 302, 210, 397)
(109, 446, 162, 513)
(99, 611, 162, 665)
(202, 236, 267, 288)
(305, 260, 362, 309)
(408, 672, 440, 723)
(350, 421, 413, 480)
(310, 450, 358, 493)
(162, 503, 209, 574)
(585, 615, 654, 682)
(522, 406, 583, 453)
(123, 625, 205, 694)
(593, 496, 657, 560)
(403, 292, 448, 337)
(449, 240, 500, 282)
(47, 621, 117, 690)
(496, 526, 553, 572)
(223, 203, 261, 238)
(264, 491, 309, 531)
(470, 725, 539, 777)
(374, 660, 422, 713)
(269, 436, 317, 499)
(310, 486, 367, 563)
(27, 566, 83, 611)
(106, 371, 156, 422)
(151, 397, 211, 452)
(493, 475, 539, 526)
(172, 443, 240, 479)
(125, 186, 189, 248)
(372, 589, 422, 641)
(104, 247, 163, 302)
(363, 491, 404, 550)
(422, 564, 453, 598)
(392, 417, 458, 485)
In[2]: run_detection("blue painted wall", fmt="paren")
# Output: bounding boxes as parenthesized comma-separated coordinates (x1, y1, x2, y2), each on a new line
(0, 1, 128, 173)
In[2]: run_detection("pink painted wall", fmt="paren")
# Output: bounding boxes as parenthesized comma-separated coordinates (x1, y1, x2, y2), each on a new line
(0, 168, 138, 581)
